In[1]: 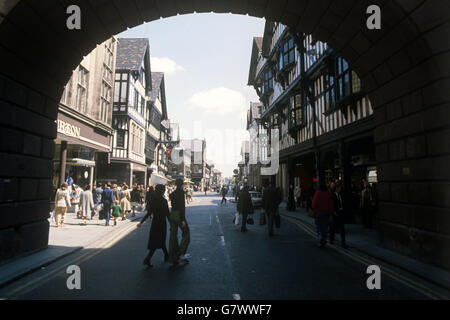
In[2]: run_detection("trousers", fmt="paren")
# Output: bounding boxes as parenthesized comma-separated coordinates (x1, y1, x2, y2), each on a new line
(169, 210, 191, 263)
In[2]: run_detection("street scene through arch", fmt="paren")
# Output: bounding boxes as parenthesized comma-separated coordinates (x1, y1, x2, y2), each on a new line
(0, 1, 449, 301)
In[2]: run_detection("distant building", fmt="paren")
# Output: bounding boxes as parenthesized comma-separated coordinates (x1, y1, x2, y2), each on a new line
(54, 36, 117, 190)
(181, 139, 207, 189)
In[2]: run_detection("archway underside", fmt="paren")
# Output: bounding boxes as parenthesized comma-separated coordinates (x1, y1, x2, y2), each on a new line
(0, 0, 449, 269)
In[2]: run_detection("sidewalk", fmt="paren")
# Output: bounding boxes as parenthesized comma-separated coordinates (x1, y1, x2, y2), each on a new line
(278, 202, 450, 291)
(0, 208, 147, 288)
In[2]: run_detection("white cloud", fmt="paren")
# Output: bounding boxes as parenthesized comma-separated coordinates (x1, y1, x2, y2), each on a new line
(150, 57, 186, 75)
(188, 87, 247, 115)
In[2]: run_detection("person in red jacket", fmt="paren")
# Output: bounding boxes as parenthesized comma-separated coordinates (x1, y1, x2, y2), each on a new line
(312, 182, 335, 248)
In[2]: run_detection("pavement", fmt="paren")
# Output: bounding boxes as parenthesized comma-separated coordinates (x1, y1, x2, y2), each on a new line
(0, 192, 449, 299)
(276, 202, 450, 292)
(0, 205, 148, 288)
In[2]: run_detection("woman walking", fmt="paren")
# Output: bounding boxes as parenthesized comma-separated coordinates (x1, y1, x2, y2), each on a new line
(137, 184, 170, 267)
(80, 184, 94, 225)
(120, 184, 131, 220)
(312, 182, 335, 248)
(54, 182, 71, 227)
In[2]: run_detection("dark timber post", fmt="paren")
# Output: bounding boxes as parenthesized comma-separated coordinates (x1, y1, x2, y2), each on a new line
(59, 140, 67, 186)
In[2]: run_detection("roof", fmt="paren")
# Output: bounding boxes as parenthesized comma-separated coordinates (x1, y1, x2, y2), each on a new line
(262, 21, 275, 58)
(247, 36, 264, 86)
(116, 38, 149, 71)
(148, 72, 164, 103)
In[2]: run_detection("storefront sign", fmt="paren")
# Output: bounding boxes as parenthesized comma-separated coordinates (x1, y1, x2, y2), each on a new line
(57, 120, 81, 138)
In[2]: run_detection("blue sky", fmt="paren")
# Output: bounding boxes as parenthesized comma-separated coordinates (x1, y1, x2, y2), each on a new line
(118, 13, 265, 177)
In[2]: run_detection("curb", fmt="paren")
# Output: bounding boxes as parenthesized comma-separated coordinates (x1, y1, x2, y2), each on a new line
(0, 212, 145, 289)
(279, 212, 450, 293)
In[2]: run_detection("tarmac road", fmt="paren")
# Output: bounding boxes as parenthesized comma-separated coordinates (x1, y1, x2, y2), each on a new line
(1, 192, 448, 300)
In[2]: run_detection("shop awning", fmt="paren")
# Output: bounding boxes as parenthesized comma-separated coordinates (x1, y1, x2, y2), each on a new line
(150, 173, 172, 186)
(65, 158, 96, 167)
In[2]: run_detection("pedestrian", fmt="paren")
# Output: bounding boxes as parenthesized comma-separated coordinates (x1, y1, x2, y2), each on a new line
(120, 184, 131, 220)
(295, 185, 302, 208)
(204, 186, 207, 195)
(312, 182, 334, 248)
(262, 182, 281, 237)
(137, 184, 170, 267)
(112, 184, 120, 203)
(54, 182, 71, 227)
(101, 183, 114, 226)
(130, 184, 140, 217)
(329, 182, 349, 249)
(221, 186, 227, 204)
(80, 184, 94, 225)
(360, 178, 373, 228)
(237, 185, 254, 232)
(169, 178, 190, 267)
(111, 200, 122, 226)
(71, 184, 82, 218)
(92, 182, 103, 219)
(288, 184, 296, 211)
(140, 185, 146, 205)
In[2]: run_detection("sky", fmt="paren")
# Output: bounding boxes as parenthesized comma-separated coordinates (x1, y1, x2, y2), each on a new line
(118, 13, 265, 178)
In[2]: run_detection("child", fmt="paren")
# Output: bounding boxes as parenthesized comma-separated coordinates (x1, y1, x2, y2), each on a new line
(111, 200, 122, 226)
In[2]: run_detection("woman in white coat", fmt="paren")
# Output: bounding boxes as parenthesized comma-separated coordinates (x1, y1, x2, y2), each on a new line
(55, 182, 71, 227)
(80, 184, 94, 225)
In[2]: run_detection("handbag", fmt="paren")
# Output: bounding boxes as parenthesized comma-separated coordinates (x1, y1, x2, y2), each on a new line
(247, 214, 254, 225)
(308, 209, 315, 218)
(99, 208, 106, 220)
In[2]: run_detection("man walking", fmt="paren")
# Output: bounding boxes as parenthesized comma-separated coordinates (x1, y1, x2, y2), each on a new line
(221, 186, 228, 204)
(237, 185, 253, 232)
(169, 179, 190, 267)
(101, 183, 114, 226)
(262, 182, 281, 237)
(330, 182, 349, 249)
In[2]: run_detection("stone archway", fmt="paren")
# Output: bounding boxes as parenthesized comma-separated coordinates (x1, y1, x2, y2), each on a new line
(0, 0, 449, 269)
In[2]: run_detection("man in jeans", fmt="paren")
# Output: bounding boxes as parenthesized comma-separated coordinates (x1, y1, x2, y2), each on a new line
(101, 183, 114, 226)
(169, 179, 190, 266)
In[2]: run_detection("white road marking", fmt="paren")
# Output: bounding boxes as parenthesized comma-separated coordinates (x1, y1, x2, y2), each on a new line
(220, 236, 225, 246)
(232, 293, 241, 300)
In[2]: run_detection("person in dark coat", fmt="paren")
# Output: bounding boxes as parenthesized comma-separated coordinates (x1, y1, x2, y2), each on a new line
(287, 184, 296, 211)
(237, 185, 254, 233)
(221, 186, 228, 204)
(329, 182, 349, 249)
(130, 184, 140, 217)
(137, 184, 170, 267)
(262, 183, 282, 236)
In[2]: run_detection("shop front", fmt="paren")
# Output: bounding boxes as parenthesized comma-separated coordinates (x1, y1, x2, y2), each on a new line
(53, 106, 112, 190)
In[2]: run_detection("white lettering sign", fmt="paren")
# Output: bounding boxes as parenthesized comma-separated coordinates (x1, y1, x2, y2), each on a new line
(58, 120, 81, 138)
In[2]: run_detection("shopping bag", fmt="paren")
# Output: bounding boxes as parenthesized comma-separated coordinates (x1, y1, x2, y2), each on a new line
(50, 209, 55, 221)
(233, 212, 240, 225)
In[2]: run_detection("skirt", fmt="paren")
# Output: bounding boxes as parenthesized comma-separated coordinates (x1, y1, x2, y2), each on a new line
(120, 198, 131, 212)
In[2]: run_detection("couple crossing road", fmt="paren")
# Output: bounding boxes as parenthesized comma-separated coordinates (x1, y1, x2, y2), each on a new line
(137, 179, 190, 268)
